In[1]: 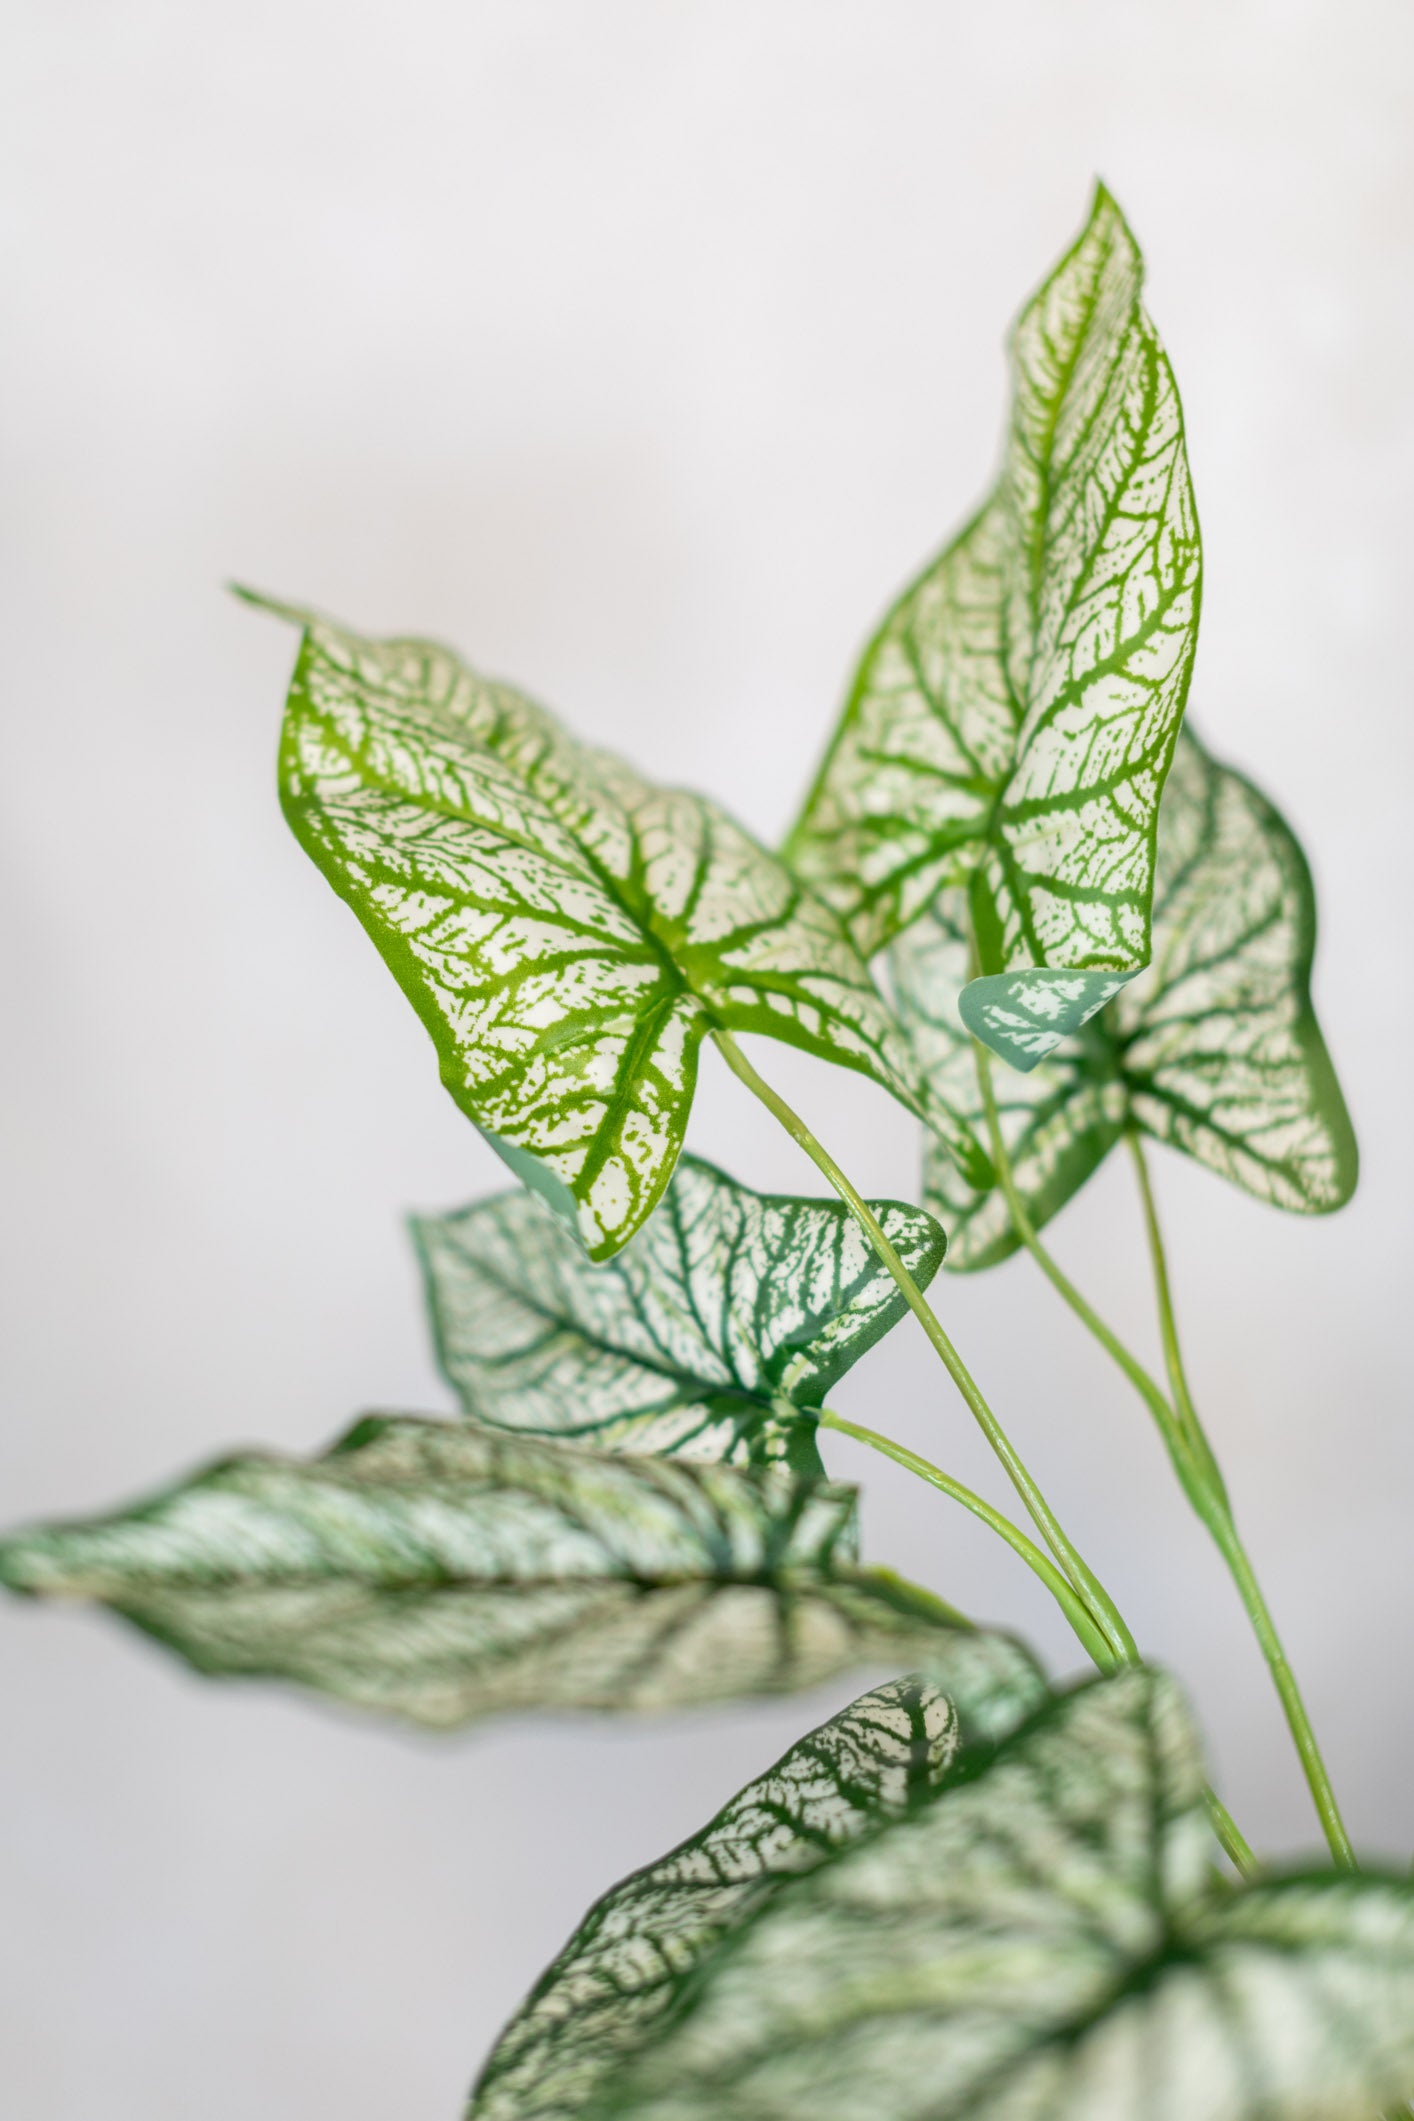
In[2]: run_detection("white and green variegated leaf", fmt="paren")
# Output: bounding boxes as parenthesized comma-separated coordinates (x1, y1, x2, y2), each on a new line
(787, 185, 1200, 1067)
(468, 1676, 972, 2121)
(0, 1417, 1041, 1732)
(489, 1666, 1413, 2121)
(892, 727, 1358, 1267)
(414, 1155, 947, 1478)
(252, 592, 938, 1261)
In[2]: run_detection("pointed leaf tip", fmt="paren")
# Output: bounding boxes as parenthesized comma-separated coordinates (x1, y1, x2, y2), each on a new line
(414, 1153, 945, 1471)
(229, 583, 316, 627)
(0, 1417, 1038, 1733)
(789, 186, 1196, 1031)
(959, 967, 1133, 1073)
(271, 606, 926, 1259)
(894, 727, 1359, 1266)
(486, 1667, 1414, 2121)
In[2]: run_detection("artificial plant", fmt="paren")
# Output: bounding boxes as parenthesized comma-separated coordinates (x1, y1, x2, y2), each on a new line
(5, 184, 1410, 2117)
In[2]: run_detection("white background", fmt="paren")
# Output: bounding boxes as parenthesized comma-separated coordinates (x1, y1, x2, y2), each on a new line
(2, 4, 1412, 2114)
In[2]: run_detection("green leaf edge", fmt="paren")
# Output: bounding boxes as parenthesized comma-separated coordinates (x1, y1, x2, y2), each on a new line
(409, 1151, 948, 1440)
(240, 585, 938, 1262)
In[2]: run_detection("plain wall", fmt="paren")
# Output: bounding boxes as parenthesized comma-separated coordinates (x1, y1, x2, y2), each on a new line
(2, 3, 1411, 2114)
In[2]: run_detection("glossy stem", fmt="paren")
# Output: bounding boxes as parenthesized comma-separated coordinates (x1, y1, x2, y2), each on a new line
(1204, 1791, 1258, 1879)
(708, 1035, 1136, 1662)
(1126, 1132, 1229, 1507)
(817, 1408, 1119, 1672)
(710, 1028, 1136, 1667)
(972, 1044, 1207, 1510)
(972, 1037, 1352, 1870)
(1127, 1133, 1357, 1872)
(714, 1030, 1257, 1878)
(820, 1408, 1256, 1878)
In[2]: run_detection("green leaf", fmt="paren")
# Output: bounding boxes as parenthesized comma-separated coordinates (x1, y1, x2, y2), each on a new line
(249, 591, 931, 1261)
(493, 1666, 1413, 2121)
(892, 727, 1358, 1267)
(469, 1675, 986, 2121)
(786, 185, 1200, 1065)
(0, 1417, 1038, 1731)
(414, 1154, 947, 1478)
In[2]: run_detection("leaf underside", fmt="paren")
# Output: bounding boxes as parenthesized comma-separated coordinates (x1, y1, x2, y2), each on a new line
(0, 1417, 1038, 1731)
(891, 726, 1358, 1267)
(786, 184, 1200, 1066)
(258, 593, 928, 1260)
(414, 1154, 947, 1479)
(478, 1666, 1413, 2121)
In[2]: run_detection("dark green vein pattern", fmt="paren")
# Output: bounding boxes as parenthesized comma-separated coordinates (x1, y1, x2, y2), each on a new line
(528, 1668, 1414, 2121)
(0, 1418, 1031, 1730)
(787, 185, 1200, 1063)
(892, 727, 1358, 1267)
(259, 595, 926, 1260)
(414, 1155, 947, 1476)
(468, 1677, 988, 2121)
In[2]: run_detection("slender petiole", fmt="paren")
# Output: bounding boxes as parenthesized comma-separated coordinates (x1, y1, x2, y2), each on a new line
(817, 1405, 1259, 1881)
(1204, 1790, 1258, 1879)
(1127, 1131, 1357, 1872)
(971, 1036, 1354, 1870)
(1126, 1131, 1228, 1502)
(972, 1044, 1199, 1495)
(816, 1408, 1119, 1671)
(710, 1027, 1136, 1668)
(711, 1028, 1259, 1881)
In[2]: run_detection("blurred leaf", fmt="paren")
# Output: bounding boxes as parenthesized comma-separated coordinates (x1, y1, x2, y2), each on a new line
(496, 1666, 1412, 2121)
(250, 592, 929, 1260)
(0, 1417, 1038, 1731)
(787, 185, 1200, 1067)
(892, 728, 1358, 1267)
(469, 1675, 984, 2121)
(414, 1155, 947, 1478)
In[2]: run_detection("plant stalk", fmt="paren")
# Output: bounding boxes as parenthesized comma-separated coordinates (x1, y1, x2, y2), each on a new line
(1126, 1132, 1357, 1871)
(821, 1408, 1256, 1879)
(816, 1408, 1119, 1671)
(1126, 1131, 1229, 1507)
(970, 1039, 1354, 1870)
(710, 1028, 1135, 1667)
(712, 1029, 1257, 1880)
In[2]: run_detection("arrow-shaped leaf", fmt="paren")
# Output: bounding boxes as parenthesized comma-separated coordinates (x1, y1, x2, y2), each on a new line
(0, 1417, 1036, 1731)
(891, 727, 1358, 1268)
(787, 185, 1200, 1065)
(506, 1666, 1414, 2121)
(414, 1155, 947, 1478)
(469, 1675, 996, 2121)
(254, 594, 932, 1260)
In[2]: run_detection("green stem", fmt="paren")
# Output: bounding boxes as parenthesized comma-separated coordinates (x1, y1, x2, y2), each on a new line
(823, 1410, 1256, 1880)
(972, 1037, 1354, 1871)
(1204, 1790, 1258, 1879)
(1126, 1133, 1228, 1508)
(1205, 1507, 1356, 1870)
(972, 1045, 1204, 1509)
(817, 1408, 1119, 1672)
(710, 1028, 1136, 1667)
(712, 1029, 1257, 1881)
(1127, 1133, 1357, 1873)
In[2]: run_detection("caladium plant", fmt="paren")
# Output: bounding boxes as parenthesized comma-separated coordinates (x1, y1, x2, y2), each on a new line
(4, 185, 1409, 2118)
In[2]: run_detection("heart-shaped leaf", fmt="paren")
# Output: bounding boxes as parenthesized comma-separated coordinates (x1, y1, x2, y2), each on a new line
(506, 1666, 1413, 2121)
(891, 727, 1358, 1268)
(786, 185, 1200, 1066)
(468, 1675, 1009, 2121)
(0, 1417, 1037, 1731)
(251, 593, 933, 1260)
(414, 1155, 947, 1478)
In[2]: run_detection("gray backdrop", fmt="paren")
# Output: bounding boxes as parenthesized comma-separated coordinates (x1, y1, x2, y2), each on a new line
(2, 3, 1411, 2114)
